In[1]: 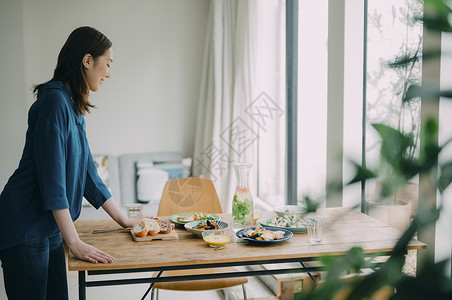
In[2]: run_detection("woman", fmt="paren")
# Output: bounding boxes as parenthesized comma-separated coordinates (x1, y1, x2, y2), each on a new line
(0, 26, 141, 299)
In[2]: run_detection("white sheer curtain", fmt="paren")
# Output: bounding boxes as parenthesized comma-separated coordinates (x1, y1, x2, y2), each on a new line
(193, 0, 285, 212)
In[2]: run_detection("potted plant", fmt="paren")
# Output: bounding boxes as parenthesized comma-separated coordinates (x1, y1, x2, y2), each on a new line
(364, 0, 423, 228)
(365, 123, 418, 232)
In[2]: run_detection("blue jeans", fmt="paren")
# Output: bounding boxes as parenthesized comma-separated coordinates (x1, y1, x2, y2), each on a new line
(0, 231, 68, 300)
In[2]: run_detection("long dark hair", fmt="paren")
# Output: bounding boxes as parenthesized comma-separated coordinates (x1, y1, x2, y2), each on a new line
(34, 26, 112, 115)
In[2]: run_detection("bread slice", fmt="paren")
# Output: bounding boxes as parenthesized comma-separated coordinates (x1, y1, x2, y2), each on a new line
(132, 221, 148, 238)
(144, 218, 160, 236)
(157, 219, 174, 234)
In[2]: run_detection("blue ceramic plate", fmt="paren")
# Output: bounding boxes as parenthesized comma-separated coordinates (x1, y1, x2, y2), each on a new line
(257, 218, 307, 233)
(184, 220, 229, 237)
(236, 227, 293, 243)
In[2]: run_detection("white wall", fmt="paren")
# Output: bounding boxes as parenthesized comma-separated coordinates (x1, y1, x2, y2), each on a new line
(0, 0, 209, 189)
(0, 0, 28, 189)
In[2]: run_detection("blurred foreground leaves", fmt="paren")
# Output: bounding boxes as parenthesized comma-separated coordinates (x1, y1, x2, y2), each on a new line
(296, 1, 452, 298)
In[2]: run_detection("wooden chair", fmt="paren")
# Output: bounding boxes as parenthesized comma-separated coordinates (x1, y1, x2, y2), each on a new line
(150, 177, 248, 300)
(156, 177, 222, 216)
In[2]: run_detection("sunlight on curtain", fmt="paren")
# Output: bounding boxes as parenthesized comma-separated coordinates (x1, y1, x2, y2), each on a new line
(252, 1, 286, 208)
(192, 0, 285, 212)
(192, 0, 239, 211)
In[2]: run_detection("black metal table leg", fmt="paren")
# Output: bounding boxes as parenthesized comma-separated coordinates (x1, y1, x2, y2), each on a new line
(79, 271, 86, 300)
(300, 261, 317, 284)
(140, 270, 163, 300)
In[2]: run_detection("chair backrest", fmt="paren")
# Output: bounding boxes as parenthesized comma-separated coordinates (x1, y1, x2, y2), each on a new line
(157, 178, 223, 216)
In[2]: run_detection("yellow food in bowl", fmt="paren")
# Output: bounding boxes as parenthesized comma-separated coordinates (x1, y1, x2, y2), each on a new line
(203, 234, 231, 247)
(254, 214, 261, 223)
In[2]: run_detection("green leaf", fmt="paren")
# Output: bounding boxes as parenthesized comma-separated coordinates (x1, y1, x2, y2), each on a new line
(422, 15, 452, 32)
(302, 195, 319, 213)
(424, 0, 452, 12)
(387, 53, 420, 69)
(423, 0, 452, 32)
(319, 255, 336, 267)
(348, 162, 377, 184)
(372, 123, 412, 166)
(403, 84, 452, 103)
(346, 247, 367, 274)
(325, 181, 343, 201)
(422, 49, 445, 61)
(418, 117, 440, 173)
(422, 117, 439, 142)
(438, 161, 452, 193)
(395, 260, 452, 299)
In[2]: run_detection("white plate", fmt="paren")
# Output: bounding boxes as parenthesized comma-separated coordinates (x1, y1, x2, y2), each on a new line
(273, 205, 307, 218)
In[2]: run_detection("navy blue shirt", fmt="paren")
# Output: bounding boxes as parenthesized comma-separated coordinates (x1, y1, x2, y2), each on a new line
(0, 81, 111, 251)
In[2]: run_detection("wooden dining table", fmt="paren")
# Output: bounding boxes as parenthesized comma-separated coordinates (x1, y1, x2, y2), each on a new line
(68, 207, 427, 300)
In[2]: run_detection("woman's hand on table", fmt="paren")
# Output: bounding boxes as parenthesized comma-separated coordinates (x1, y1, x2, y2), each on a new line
(69, 240, 115, 264)
(52, 208, 114, 263)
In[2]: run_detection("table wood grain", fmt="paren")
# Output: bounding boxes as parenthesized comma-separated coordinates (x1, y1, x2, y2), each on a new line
(68, 207, 426, 272)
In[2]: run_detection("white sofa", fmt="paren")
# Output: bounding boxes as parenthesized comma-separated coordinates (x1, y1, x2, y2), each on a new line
(78, 151, 186, 220)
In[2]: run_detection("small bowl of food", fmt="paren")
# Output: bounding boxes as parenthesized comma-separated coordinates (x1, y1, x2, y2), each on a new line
(273, 205, 307, 218)
(184, 220, 229, 237)
(202, 228, 233, 247)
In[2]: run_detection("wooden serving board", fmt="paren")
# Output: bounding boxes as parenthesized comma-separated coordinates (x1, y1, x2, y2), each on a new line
(131, 230, 178, 242)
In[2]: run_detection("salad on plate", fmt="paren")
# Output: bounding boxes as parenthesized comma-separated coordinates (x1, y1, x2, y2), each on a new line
(258, 215, 308, 233)
(243, 227, 285, 241)
(268, 215, 308, 228)
(236, 227, 293, 243)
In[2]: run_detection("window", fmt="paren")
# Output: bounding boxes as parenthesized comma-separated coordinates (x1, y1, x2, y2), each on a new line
(283, 0, 451, 274)
(296, 0, 364, 208)
(365, 0, 423, 194)
(297, 0, 328, 203)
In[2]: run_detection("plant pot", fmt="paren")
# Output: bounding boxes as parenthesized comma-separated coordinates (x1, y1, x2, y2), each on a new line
(394, 182, 418, 218)
(366, 198, 412, 232)
(374, 181, 419, 218)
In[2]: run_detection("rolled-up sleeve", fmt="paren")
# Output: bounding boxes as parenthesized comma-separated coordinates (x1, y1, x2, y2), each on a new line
(33, 93, 69, 211)
(83, 149, 111, 209)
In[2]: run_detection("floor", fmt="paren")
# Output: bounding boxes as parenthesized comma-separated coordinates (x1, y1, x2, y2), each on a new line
(71, 271, 227, 300)
(0, 269, 225, 300)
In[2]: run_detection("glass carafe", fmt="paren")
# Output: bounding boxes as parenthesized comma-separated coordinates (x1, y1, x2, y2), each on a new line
(232, 162, 254, 228)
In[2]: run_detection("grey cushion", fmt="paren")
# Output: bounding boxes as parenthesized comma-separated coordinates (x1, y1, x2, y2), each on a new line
(118, 152, 183, 205)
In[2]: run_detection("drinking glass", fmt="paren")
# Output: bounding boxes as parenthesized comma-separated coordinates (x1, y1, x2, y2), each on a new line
(307, 218, 326, 244)
(126, 203, 144, 218)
